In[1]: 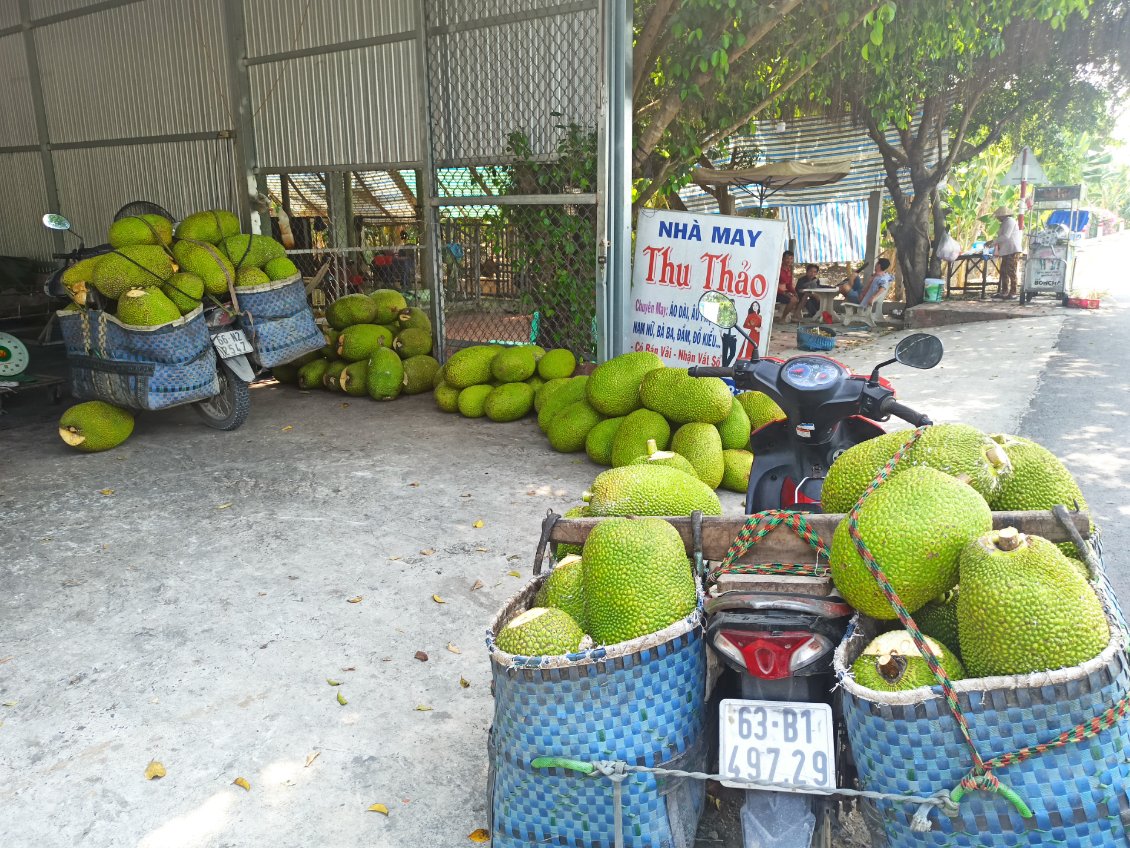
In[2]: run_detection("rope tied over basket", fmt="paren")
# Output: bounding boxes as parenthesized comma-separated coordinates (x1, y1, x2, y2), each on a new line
(711, 509, 829, 580)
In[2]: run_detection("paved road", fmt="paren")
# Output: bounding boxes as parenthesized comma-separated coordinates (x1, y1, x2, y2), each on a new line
(1016, 231, 1130, 600)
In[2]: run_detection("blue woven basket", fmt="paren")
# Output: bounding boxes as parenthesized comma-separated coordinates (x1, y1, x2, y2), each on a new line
(487, 577, 708, 848)
(797, 325, 837, 351)
(236, 275, 323, 368)
(58, 307, 219, 410)
(835, 547, 1130, 847)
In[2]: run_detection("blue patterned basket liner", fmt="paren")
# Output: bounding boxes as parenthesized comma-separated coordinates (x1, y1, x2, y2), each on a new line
(834, 543, 1130, 848)
(57, 307, 219, 410)
(236, 275, 323, 368)
(487, 576, 708, 848)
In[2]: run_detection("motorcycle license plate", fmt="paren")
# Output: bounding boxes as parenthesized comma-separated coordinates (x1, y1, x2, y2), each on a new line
(213, 329, 253, 359)
(718, 699, 835, 790)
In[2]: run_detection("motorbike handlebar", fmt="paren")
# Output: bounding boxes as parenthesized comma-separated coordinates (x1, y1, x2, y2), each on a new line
(687, 366, 735, 379)
(882, 398, 932, 428)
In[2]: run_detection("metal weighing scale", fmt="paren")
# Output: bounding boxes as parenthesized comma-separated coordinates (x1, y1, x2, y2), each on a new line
(0, 331, 65, 413)
(1021, 185, 1082, 306)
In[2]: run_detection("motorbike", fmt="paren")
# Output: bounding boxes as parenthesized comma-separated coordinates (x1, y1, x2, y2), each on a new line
(41, 203, 254, 430)
(687, 290, 942, 848)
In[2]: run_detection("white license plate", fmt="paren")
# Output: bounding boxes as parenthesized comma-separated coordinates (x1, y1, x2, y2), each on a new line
(719, 699, 835, 790)
(213, 329, 253, 359)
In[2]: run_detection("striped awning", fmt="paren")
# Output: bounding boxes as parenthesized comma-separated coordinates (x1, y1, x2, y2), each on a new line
(781, 200, 869, 264)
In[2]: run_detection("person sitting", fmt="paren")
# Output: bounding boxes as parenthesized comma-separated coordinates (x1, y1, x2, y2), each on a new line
(795, 263, 821, 317)
(847, 258, 894, 308)
(838, 264, 866, 302)
(776, 250, 803, 322)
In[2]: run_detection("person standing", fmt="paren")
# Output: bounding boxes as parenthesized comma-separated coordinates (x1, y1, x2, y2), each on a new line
(991, 205, 1023, 300)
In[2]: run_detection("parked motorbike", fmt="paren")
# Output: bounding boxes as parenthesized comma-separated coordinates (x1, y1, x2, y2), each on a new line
(688, 290, 943, 848)
(41, 204, 253, 430)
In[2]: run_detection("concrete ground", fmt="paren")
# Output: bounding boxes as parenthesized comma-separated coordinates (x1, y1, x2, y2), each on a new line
(0, 237, 1122, 847)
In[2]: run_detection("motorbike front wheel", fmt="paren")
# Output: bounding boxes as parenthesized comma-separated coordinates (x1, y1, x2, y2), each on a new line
(194, 362, 250, 430)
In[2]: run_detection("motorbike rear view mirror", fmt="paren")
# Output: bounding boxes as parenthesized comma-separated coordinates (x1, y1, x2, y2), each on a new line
(698, 291, 739, 329)
(42, 213, 72, 231)
(894, 333, 944, 370)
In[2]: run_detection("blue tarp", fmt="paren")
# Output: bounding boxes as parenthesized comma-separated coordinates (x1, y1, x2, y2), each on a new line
(1047, 209, 1090, 232)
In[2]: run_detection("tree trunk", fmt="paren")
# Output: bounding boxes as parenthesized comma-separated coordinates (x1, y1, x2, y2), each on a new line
(889, 200, 932, 307)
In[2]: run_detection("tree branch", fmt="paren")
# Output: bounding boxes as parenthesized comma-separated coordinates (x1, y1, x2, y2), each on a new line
(632, 0, 679, 101)
(859, 107, 908, 169)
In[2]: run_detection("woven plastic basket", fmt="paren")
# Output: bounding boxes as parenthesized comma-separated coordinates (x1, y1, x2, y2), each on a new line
(835, 544, 1130, 847)
(236, 275, 323, 368)
(487, 576, 707, 848)
(797, 325, 837, 352)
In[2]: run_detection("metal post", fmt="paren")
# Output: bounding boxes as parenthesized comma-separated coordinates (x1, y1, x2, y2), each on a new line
(221, 0, 260, 231)
(863, 189, 882, 272)
(18, 0, 63, 256)
(415, 0, 444, 359)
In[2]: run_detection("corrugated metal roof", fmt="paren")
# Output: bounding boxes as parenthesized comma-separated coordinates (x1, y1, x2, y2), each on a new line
(244, 0, 414, 58)
(0, 35, 37, 148)
(0, 152, 52, 259)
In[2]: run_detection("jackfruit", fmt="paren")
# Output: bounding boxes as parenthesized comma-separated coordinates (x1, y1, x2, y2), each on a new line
(640, 368, 733, 424)
(366, 348, 403, 401)
(490, 346, 537, 383)
(174, 209, 240, 245)
(162, 272, 204, 314)
(434, 382, 460, 413)
(526, 375, 545, 393)
(628, 439, 698, 478)
(432, 364, 446, 389)
(393, 327, 432, 358)
(537, 348, 577, 380)
(92, 246, 174, 299)
(327, 294, 380, 330)
(108, 214, 173, 248)
(220, 234, 286, 268)
(289, 350, 322, 368)
(321, 328, 341, 361)
(484, 382, 535, 421)
(547, 401, 603, 452)
(899, 424, 1012, 501)
(172, 240, 236, 296)
(445, 345, 502, 389)
(671, 423, 725, 488)
(396, 306, 432, 334)
(721, 449, 754, 493)
(821, 430, 916, 514)
(914, 590, 961, 657)
(537, 375, 589, 432)
(338, 361, 369, 396)
(582, 517, 697, 644)
(336, 324, 392, 361)
(737, 391, 786, 430)
(369, 289, 408, 323)
(610, 408, 672, 467)
(716, 398, 751, 450)
(324, 360, 348, 391)
(298, 358, 330, 389)
(958, 528, 1109, 677)
(235, 267, 270, 288)
(829, 466, 992, 619)
(58, 401, 134, 453)
(585, 464, 723, 517)
(585, 351, 664, 416)
(495, 607, 584, 656)
(61, 257, 100, 305)
(116, 287, 181, 326)
(585, 416, 625, 466)
(271, 363, 299, 385)
(534, 377, 569, 412)
(263, 257, 299, 281)
(402, 355, 441, 395)
(457, 383, 493, 417)
(851, 631, 965, 692)
(533, 555, 586, 630)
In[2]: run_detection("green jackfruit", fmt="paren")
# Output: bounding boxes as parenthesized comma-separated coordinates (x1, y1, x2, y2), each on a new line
(829, 466, 992, 619)
(720, 449, 754, 493)
(366, 348, 403, 401)
(537, 348, 577, 380)
(108, 214, 173, 249)
(393, 327, 432, 358)
(61, 257, 100, 305)
(321, 328, 341, 361)
(369, 289, 408, 323)
(271, 363, 299, 385)
(263, 257, 299, 281)
(58, 401, 134, 453)
(174, 209, 240, 245)
(914, 590, 961, 658)
(526, 375, 545, 393)
(610, 408, 672, 467)
(337, 324, 392, 361)
(899, 424, 1012, 501)
(402, 355, 441, 395)
(582, 517, 697, 644)
(92, 246, 174, 299)
(585, 464, 723, 517)
(457, 383, 493, 417)
(987, 433, 1088, 532)
(324, 360, 348, 391)
(628, 439, 698, 478)
(537, 375, 589, 432)
(851, 631, 965, 692)
(495, 607, 584, 656)
(534, 377, 569, 412)
(327, 294, 380, 330)
(484, 382, 535, 421)
(445, 345, 502, 389)
(162, 272, 204, 314)
(172, 240, 235, 296)
(585, 416, 626, 466)
(235, 267, 269, 288)
(585, 351, 664, 416)
(533, 554, 586, 630)
(338, 361, 369, 396)
(221, 234, 286, 268)
(716, 398, 751, 450)
(298, 358, 330, 389)
(396, 306, 432, 334)
(671, 423, 725, 488)
(490, 346, 537, 382)
(116, 287, 181, 326)
(639, 368, 732, 424)
(821, 430, 917, 514)
(547, 401, 603, 452)
(737, 391, 786, 430)
(434, 382, 461, 413)
(958, 528, 1109, 677)
(432, 364, 446, 390)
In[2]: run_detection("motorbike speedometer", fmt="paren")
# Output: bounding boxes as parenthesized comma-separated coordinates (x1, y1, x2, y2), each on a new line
(781, 356, 848, 391)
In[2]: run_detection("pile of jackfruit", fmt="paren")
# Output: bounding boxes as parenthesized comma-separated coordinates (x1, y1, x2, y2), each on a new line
(434, 343, 579, 421)
(60, 210, 297, 326)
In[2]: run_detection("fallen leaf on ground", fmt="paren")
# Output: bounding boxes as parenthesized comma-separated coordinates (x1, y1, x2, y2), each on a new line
(420, 549, 435, 556)
(144, 760, 166, 780)
(232, 777, 251, 791)
(281, 425, 293, 431)
(304, 751, 321, 768)
(408, 481, 420, 488)
(460, 493, 472, 498)
(414, 651, 429, 662)
(0, 657, 12, 665)
(337, 691, 348, 706)
(347, 596, 362, 604)
(326, 678, 342, 686)
(507, 555, 520, 561)
(460, 676, 471, 689)
(340, 403, 350, 408)
(475, 547, 489, 552)
(470, 579, 484, 591)
(415, 704, 433, 712)
(99, 489, 114, 496)
(469, 829, 490, 843)
(472, 519, 484, 528)
(341, 666, 356, 672)
(389, 556, 401, 561)
(216, 502, 232, 510)
(2, 700, 17, 707)
(506, 570, 520, 578)
(368, 803, 389, 815)
(432, 594, 446, 604)
(446, 643, 461, 654)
